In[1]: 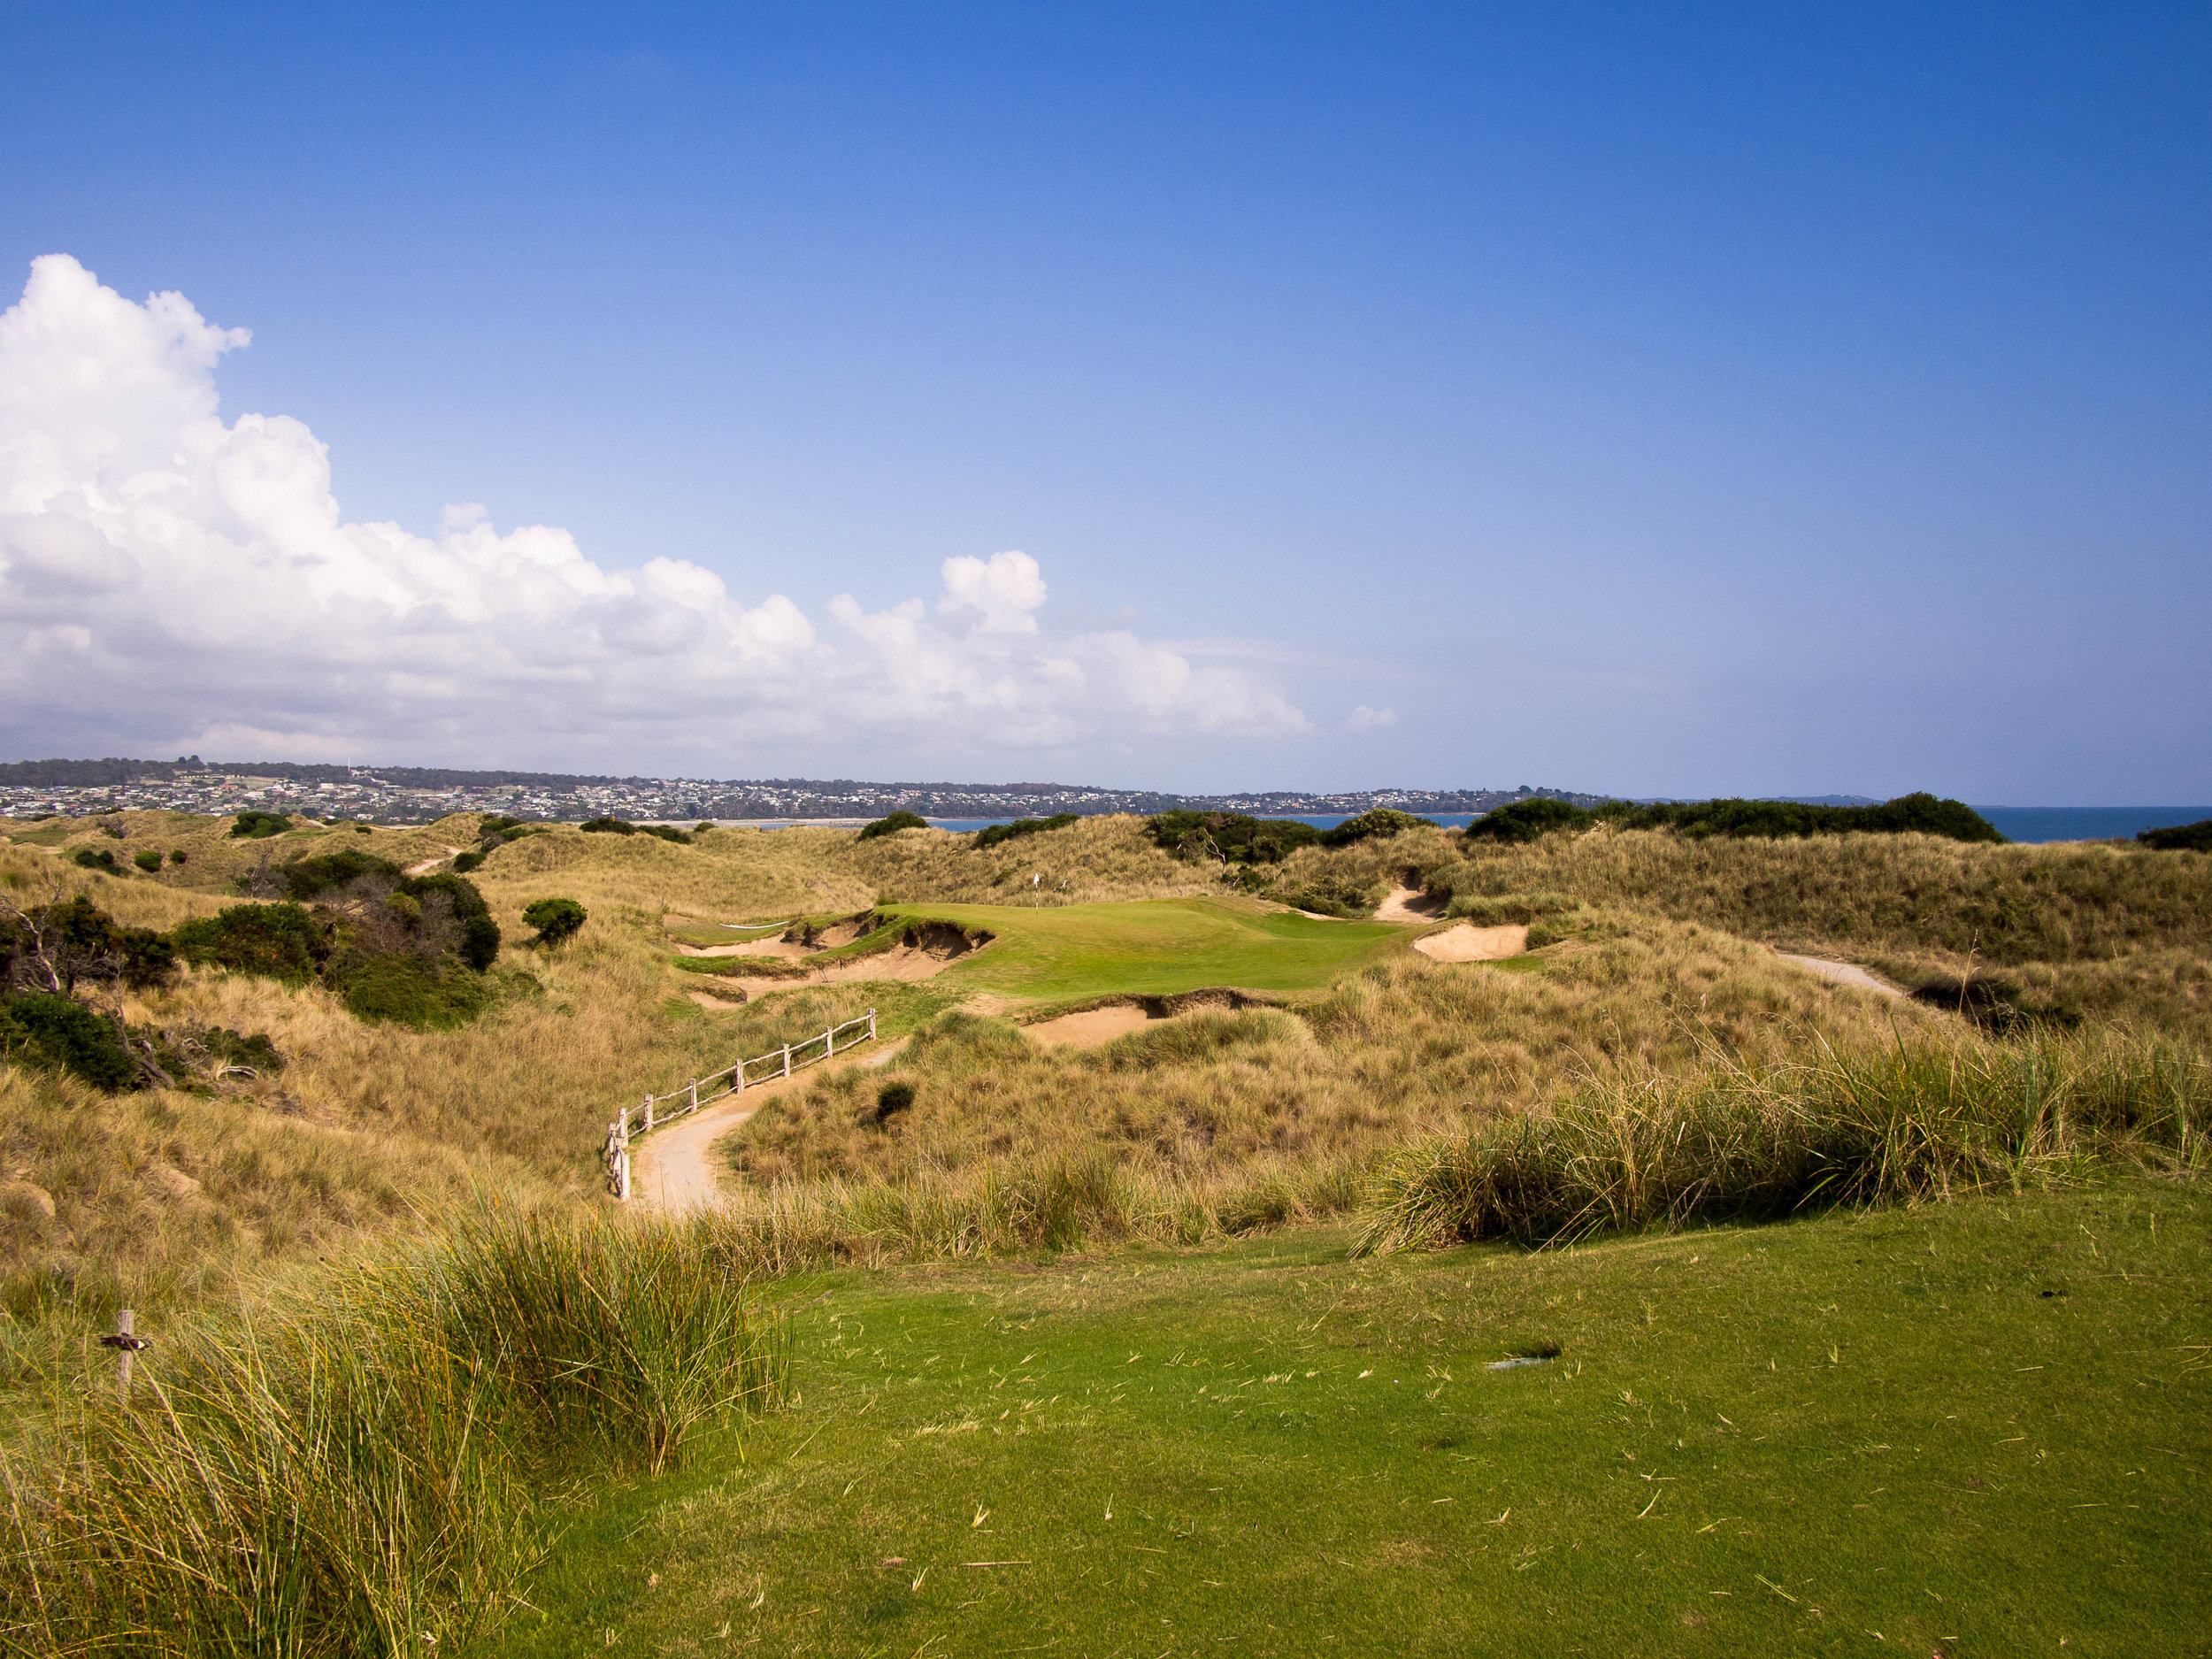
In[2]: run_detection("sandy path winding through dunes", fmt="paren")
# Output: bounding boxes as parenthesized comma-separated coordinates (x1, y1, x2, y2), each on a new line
(1778, 954, 1906, 999)
(630, 1039, 904, 1212)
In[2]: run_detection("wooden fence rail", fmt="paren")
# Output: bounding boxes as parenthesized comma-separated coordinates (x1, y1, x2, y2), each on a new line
(603, 1008, 875, 1202)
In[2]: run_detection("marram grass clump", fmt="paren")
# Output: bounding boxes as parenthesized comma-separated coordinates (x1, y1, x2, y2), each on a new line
(1356, 1028, 2208, 1254)
(0, 1207, 787, 1658)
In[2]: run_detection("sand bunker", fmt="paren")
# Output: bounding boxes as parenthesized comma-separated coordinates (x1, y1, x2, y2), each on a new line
(1027, 1005, 1164, 1048)
(1376, 884, 1446, 923)
(1412, 923, 1528, 962)
(687, 920, 990, 996)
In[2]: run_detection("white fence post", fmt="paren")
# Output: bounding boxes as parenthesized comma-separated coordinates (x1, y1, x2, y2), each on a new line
(868, 1006, 877, 1041)
(616, 1148, 631, 1202)
(642, 1094, 654, 1133)
(734, 1058, 745, 1092)
(782, 1042, 792, 1079)
(688, 1079, 698, 1114)
(826, 1023, 834, 1058)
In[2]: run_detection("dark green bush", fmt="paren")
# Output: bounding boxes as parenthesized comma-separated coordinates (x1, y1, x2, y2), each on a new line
(2138, 818, 2212, 852)
(451, 849, 487, 873)
(168, 849, 188, 864)
(641, 825, 691, 845)
(1319, 808, 1438, 848)
(580, 817, 635, 835)
(1, 895, 173, 991)
(858, 811, 930, 841)
(228, 810, 292, 839)
(328, 953, 495, 1030)
(0, 992, 134, 1091)
(1593, 793, 2003, 843)
(973, 813, 1078, 851)
(70, 847, 121, 875)
(1142, 811, 1324, 865)
(1467, 798, 1597, 843)
(279, 848, 404, 901)
(400, 872, 501, 969)
(521, 898, 588, 947)
(132, 849, 163, 873)
(202, 1026, 285, 1073)
(172, 903, 326, 985)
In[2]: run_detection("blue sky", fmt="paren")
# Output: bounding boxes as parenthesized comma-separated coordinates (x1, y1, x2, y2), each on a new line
(2, 4, 2206, 800)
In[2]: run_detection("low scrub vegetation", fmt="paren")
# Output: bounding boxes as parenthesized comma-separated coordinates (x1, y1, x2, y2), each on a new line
(857, 810, 929, 840)
(2139, 818, 2212, 852)
(972, 810, 1077, 850)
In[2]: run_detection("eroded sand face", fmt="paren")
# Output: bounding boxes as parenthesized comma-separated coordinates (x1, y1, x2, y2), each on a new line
(1025, 1005, 1164, 1048)
(1412, 922, 1528, 962)
(1375, 884, 1445, 923)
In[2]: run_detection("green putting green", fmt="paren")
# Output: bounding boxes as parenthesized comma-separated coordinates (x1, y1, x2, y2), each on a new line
(879, 896, 1413, 1000)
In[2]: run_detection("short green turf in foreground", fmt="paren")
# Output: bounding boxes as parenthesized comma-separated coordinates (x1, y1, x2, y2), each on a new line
(882, 897, 1412, 1001)
(511, 1182, 2210, 1656)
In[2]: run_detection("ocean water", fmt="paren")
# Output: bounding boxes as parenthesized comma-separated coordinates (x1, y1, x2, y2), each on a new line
(1973, 807, 2212, 845)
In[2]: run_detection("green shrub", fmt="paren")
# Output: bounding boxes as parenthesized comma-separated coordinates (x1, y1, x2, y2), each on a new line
(1142, 810, 1324, 865)
(973, 813, 1079, 851)
(2139, 818, 2212, 852)
(1593, 793, 2004, 843)
(228, 810, 292, 839)
(521, 897, 588, 948)
(641, 824, 691, 845)
(97, 821, 125, 840)
(451, 849, 487, 873)
(329, 952, 495, 1029)
(858, 810, 930, 841)
(580, 816, 634, 835)
(171, 902, 325, 985)
(168, 848, 188, 864)
(69, 847, 121, 875)
(280, 848, 404, 901)
(203, 1026, 285, 1073)
(1319, 808, 1437, 847)
(0, 991, 135, 1091)
(131, 849, 163, 872)
(1467, 797, 1596, 843)
(401, 872, 500, 970)
(1, 895, 173, 991)
(353, 824, 373, 835)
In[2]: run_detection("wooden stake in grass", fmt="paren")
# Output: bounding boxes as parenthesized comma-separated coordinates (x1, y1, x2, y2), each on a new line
(97, 1309, 150, 1397)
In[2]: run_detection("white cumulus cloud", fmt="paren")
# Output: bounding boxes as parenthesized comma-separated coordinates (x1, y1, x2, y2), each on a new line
(1347, 705, 1397, 730)
(0, 256, 1309, 767)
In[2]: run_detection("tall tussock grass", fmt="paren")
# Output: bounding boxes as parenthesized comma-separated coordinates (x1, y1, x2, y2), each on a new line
(0, 1208, 786, 1658)
(1356, 1028, 2209, 1255)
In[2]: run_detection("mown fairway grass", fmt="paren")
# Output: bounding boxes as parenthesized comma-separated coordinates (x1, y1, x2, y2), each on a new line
(511, 1180, 2209, 1657)
(882, 897, 1413, 1002)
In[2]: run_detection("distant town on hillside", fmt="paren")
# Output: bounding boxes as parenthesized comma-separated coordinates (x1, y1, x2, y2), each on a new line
(0, 757, 1624, 825)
